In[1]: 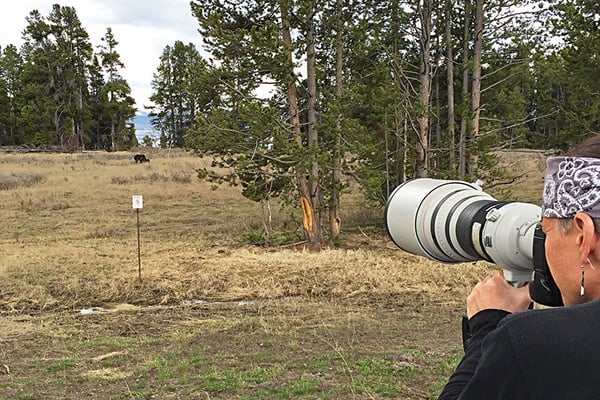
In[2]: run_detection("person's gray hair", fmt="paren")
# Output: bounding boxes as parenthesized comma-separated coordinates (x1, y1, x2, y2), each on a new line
(555, 217, 600, 235)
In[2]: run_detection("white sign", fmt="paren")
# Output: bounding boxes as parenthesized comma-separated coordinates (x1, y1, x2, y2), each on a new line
(132, 195, 143, 209)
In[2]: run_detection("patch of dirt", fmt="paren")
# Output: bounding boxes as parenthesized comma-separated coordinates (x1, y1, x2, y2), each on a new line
(0, 294, 464, 399)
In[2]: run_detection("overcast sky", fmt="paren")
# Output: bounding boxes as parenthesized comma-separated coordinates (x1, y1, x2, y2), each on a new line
(0, 0, 203, 114)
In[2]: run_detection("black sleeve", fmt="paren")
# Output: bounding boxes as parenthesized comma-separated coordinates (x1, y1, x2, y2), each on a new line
(437, 309, 510, 400)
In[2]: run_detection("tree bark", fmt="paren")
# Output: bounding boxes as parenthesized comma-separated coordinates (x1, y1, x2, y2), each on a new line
(281, 5, 321, 246)
(416, 0, 432, 178)
(329, 0, 343, 239)
(459, 0, 471, 179)
(390, 0, 406, 187)
(470, 0, 484, 154)
(445, 0, 456, 175)
(305, 3, 322, 245)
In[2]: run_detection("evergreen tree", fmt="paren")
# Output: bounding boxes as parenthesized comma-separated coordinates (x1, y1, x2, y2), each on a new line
(87, 55, 110, 150)
(47, 5, 93, 150)
(149, 41, 206, 148)
(544, 0, 600, 149)
(0, 45, 23, 145)
(7, 6, 136, 150)
(331, 0, 417, 202)
(19, 9, 57, 145)
(97, 28, 137, 151)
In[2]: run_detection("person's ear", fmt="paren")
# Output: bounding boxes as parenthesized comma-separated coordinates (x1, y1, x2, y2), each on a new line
(573, 213, 598, 259)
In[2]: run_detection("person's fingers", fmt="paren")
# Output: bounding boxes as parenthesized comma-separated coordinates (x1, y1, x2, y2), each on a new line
(466, 273, 532, 318)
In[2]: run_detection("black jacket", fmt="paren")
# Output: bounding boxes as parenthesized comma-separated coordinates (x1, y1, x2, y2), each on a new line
(438, 299, 600, 399)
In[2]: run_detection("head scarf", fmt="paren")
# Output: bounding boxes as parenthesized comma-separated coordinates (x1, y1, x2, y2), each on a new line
(542, 157, 600, 218)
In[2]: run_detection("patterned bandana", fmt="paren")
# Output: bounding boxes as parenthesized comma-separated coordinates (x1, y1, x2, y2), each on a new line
(542, 157, 600, 218)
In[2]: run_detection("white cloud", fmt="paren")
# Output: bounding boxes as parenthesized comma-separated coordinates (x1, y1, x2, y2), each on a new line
(0, 0, 202, 112)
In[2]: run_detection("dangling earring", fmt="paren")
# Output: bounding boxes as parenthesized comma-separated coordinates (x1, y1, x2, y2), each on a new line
(582, 258, 596, 297)
(588, 257, 597, 270)
(581, 263, 585, 297)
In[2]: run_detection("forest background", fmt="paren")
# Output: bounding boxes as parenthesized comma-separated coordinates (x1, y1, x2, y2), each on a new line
(0, 0, 599, 246)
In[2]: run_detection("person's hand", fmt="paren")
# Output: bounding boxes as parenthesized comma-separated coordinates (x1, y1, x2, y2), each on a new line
(466, 272, 532, 319)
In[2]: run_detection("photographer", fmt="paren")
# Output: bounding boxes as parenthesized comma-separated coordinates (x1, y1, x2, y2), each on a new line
(438, 135, 600, 399)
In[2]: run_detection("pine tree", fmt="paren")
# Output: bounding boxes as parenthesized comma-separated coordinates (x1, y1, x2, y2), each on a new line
(87, 56, 109, 150)
(149, 41, 206, 148)
(42, 5, 94, 149)
(190, 0, 330, 245)
(97, 28, 137, 151)
(543, 0, 600, 149)
(0, 45, 23, 145)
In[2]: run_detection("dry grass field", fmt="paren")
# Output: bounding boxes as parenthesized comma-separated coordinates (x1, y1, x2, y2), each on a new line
(0, 149, 544, 399)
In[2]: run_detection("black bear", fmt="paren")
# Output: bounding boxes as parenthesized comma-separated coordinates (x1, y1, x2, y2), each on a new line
(134, 154, 150, 163)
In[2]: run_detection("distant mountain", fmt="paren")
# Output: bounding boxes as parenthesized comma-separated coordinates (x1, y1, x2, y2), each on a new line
(132, 112, 153, 131)
(131, 112, 159, 145)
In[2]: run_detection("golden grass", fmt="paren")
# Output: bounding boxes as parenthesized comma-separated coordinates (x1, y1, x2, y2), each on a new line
(0, 149, 509, 314)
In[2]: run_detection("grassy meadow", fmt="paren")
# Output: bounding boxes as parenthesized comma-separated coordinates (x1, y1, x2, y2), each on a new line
(0, 149, 543, 399)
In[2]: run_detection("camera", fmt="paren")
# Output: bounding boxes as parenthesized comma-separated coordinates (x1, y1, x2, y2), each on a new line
(384, 178, 563, 307)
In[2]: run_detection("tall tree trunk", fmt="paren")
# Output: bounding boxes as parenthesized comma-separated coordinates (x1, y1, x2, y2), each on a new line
(305, 3, 322, 245)
(459, 0, 471, 179)
(110, 121, 116, 152)
(470, 0, 484, 172)
(53, 107, 63, 146)
(109, 91, 116, 151)
(390, 0, 406, 187)
(434, 59, 441, 169)
(77, 86, 84, 150)
(329, 0, 343, 239)
(416, 0, 432, 178)
(394, 115, 407, 187)
(281, 5, 321, 246)
(445, 0, 456, 176)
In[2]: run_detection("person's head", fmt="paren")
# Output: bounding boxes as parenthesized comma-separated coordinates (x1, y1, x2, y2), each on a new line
(542, 134, 600, 305)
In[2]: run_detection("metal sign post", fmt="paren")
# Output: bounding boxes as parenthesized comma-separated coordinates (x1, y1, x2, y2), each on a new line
(132, 195, 143, 279)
